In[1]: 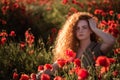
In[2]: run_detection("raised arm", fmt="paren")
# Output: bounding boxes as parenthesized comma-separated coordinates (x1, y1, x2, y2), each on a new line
(88, 18, 115, 54)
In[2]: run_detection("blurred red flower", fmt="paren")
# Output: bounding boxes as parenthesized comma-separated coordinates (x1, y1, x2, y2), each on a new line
(95, 56, 110, 67)
(1, 37, 7, 45)
(72, 0, 77, 4)
(25, 29, 35, 46)
(101, 11, 107, 17)
(20, 74, 29, 80)
(62, 0, 68, 5)
(65, 49, 76, 62)
(1, 0, 10, 5)
(44, 64, 53, 71)
(109, 58, 116, 63)
(9, 31, 16, 37)
(74, 58, 81, 67)
(117, 14, 120, 19)
(41, 73, 50, 80)
(13, 2, 19, 9)
(54, 76, 63, 80)
(0, 31, 8, 37)
(20, 42, 26, 49)
(99, 20, 107, 28)
(109, 28, 119, 38)
(1, 6, 9, 15)
(114, 48, 120, 54)
(112, 70, 119, 77)
(108, 20, 115, 26)
(94, 9, 103, 15)
(38, 65, 44, 72)
(109, 10, 114, 16)
(77, 68, 89, 80)
(95, 56, 116, 73)
(57, 59, 67, 68)
(13, 72, 18, 80)
(30, 73, 36, 80)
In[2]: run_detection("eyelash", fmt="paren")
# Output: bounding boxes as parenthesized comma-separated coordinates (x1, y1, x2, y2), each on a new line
(76, 26, 87, 30)
(83, 26, 87, 29)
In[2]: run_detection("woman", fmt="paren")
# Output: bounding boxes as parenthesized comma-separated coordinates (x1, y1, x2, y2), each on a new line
(36, 12, 115, 79)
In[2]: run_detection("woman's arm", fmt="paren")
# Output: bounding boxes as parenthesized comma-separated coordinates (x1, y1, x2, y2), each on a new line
(88, 18, 115, 54)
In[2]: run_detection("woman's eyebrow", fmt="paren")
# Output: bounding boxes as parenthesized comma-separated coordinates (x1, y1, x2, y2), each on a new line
(77, 25, 88, 27)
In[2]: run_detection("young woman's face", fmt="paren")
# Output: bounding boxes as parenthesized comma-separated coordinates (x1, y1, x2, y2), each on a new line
(75, 20, 92, 41)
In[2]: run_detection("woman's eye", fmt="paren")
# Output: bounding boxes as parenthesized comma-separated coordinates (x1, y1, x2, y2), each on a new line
(83, 26, 88, 29)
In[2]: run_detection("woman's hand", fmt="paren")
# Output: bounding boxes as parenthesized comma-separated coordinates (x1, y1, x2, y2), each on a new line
(88, 18, 98, 31)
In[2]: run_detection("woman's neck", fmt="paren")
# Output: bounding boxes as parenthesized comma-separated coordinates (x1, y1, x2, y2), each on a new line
(79, 39, 91, 51)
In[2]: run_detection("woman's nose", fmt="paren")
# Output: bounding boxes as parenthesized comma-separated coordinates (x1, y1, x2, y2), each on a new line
(79, 28, 83, 32)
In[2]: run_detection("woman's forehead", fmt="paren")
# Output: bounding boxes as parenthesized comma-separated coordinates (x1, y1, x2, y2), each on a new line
(77, 20, 89, 26)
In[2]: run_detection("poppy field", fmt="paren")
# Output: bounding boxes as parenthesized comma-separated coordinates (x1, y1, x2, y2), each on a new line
(0, 0, 120, 80)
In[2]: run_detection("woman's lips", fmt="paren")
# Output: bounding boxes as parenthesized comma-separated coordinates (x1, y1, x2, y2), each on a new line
(79, 34, 84, 36)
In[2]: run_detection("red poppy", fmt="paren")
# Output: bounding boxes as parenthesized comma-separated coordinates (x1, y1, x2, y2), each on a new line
(38, 65, 44, 72)
(13, 2, 19, 8)
(65, 49, 76, 62)
(95, 56, 110, 67)
(107, 20, 115, 26)
(114, 48, 120, 54)
(20, 42, 26, 49)
(110, 28, 119, 38)
(117, 14, 120, 19)
(30, 73, 36, 80)
(94, 9, 103, 15)
(77, 68, 89, 80)
(1, 6, 9, 15)
(9, 31, 16, 37)
(41, 73, 50, 80)
(99, 20, 107, 28)
(0, 31, 8, 37)
(1, 0, 10, 5)
(62, 0, 68, 5)
(108, 58, 116, 63)
(109, 10, 114, 16)
(72, 0, 77, 4)
(101, 11, 107, 17)
(112, 70, 119, 77)
(54, 76, 63, 80)
(57, 58, 67, 68)
(26, 34, 35, 45)
(20, 74, 29, 80)
(44, 64, 53, 71)
(1, 37, 7, 45)
(74, 58, 81, 67)
(25, 29, 30, 38)
(13, 72, 18, 80)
